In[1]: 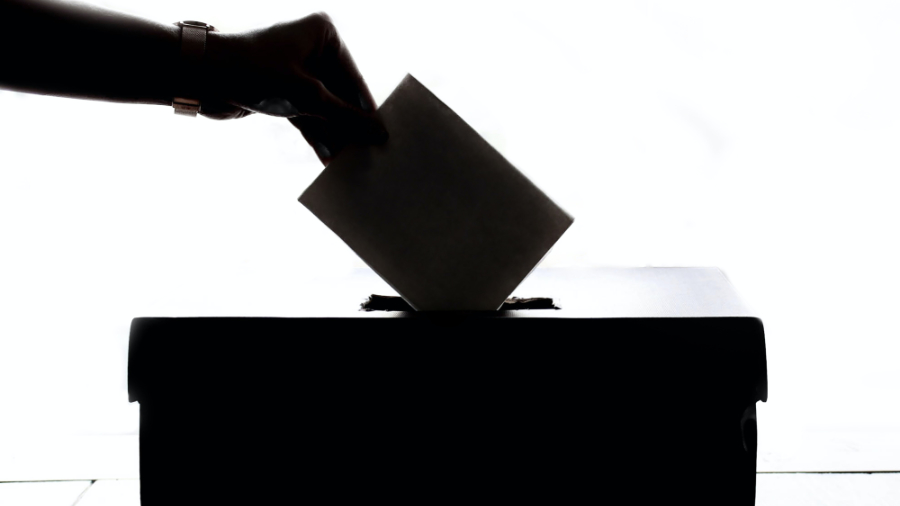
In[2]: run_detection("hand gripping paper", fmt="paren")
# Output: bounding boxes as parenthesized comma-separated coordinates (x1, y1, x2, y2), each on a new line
(299, 75, 574, 311)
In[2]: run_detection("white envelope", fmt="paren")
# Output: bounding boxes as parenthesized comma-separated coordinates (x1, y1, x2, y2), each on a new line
(300, 74, 573, 310)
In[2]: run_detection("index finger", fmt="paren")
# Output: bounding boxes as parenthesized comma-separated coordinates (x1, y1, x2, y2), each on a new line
(315, 15, 379, 114)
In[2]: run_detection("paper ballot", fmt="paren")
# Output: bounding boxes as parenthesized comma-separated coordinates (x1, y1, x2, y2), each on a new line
(299, 74, 573, 311)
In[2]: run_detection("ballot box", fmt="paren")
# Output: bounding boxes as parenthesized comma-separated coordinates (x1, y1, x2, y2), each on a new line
(128, 267, 767, 505)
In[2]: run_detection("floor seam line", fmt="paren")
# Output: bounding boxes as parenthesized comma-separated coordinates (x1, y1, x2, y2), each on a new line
(758, 471, 900, 474)
(70, 480, 94, 506)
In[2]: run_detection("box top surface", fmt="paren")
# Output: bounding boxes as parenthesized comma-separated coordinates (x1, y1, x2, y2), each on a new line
(128, 268, 767, 404)
(131, 267, 757, 319)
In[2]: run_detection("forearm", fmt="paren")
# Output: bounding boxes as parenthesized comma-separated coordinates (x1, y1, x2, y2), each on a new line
(0, 0, 184, 105)
(0, 3, 384, 163)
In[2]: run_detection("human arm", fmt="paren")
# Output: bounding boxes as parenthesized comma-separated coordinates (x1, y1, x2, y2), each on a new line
(0, 0, 385, 164)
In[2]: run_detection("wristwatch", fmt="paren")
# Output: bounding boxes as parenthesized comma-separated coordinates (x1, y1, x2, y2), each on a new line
(173, 20, 215, 116)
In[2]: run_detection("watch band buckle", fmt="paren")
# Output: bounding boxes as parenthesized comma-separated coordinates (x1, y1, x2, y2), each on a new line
(176, 20, 216, 31)
(173, 97, 201, 116)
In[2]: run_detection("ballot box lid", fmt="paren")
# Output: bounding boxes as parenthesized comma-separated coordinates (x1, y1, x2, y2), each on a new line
(128, 267, 767, 405)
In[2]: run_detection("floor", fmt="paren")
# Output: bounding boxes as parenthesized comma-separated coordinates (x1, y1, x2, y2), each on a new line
(2, 432, 899, 504)
(2, 474, 900, 505)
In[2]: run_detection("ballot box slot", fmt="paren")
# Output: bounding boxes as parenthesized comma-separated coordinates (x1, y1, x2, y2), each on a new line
(360, 294, 560, 311)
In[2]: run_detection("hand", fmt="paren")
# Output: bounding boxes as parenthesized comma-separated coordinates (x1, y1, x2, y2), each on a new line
(201, 13, 387, 165)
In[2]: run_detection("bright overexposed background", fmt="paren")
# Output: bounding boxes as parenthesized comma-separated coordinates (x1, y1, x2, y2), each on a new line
(1, 0, 899, 472)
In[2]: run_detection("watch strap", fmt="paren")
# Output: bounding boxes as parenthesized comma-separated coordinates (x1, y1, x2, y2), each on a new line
(173, 21, 215, 117)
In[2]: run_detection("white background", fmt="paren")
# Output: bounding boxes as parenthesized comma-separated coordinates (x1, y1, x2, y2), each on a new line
(1, 0, 899, 469)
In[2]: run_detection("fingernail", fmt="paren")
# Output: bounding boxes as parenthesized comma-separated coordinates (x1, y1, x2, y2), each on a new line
(359, 91, 372, 112)
(314, 142, 331, 161)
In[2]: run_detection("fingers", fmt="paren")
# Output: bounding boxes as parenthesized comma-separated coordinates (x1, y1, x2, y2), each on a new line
(286, 78, 387, 165)
(315, 19, 379, 114)
(296, 17, 386, 165)
(307, 81, 386, 142)
(289, 115, 336, 165)
(239, 12, 387, 165)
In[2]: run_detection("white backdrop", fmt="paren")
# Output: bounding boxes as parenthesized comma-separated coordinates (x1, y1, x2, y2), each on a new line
(1, 0, 899, 468)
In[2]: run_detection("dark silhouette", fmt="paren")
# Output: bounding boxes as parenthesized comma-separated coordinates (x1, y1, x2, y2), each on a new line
(128, 268, 767, 505)
(129, 314, 766, 505)
(0, 0, 386, 164)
